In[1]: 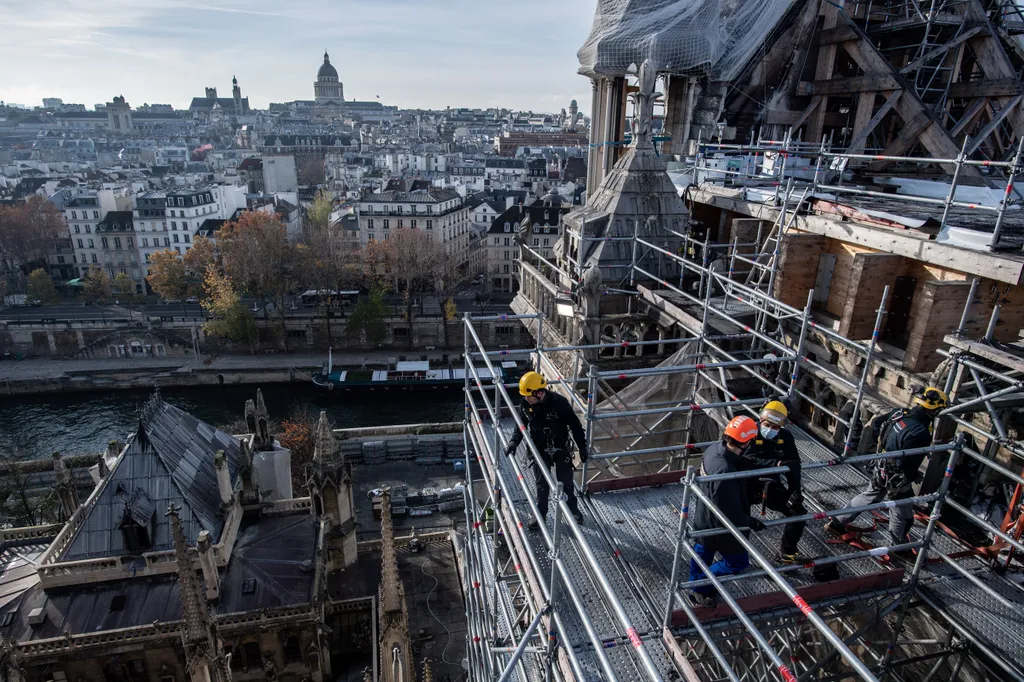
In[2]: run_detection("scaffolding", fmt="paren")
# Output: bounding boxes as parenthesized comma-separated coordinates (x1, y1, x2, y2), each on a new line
(682, 129, 1024, 250)
(457, 199, 1024, 680)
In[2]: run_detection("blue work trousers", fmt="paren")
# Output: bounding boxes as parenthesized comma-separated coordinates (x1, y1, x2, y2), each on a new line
(688, 542, 750, 595)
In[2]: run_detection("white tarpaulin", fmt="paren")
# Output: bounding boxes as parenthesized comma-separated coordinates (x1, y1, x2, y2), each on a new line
(577, 0, 798, 80)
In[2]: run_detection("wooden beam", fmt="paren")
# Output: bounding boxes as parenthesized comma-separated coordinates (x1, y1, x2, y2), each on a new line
(898, 26, 985, 75)
(816, 23, 861, 45)
(671, 570, 905, 627)
(809, 74, 900, 96)
(765, 108, 846, 128)
(847, 90, 902, 154)
(950, 98, 989, 137)
(587, 470, 684, 494)
(947, 78, 1024, 99)
(808, 0, 846, 142)
(962, 0, 1024, 141)
(966, 95, 1023, 154)
(790, 95, 821, 131)
(838, 16, 975, 174)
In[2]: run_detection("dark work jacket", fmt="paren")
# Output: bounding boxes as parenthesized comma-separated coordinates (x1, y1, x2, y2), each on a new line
(507, 391, 587, 461)
(874, 406, 933, 479)
(692, 442, 765, 554)
(744, 428, 802, 494)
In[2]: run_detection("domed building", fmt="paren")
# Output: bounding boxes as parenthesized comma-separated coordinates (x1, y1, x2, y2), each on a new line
(314, 50, 344, 105)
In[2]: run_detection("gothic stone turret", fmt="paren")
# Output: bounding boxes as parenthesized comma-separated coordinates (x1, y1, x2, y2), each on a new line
(306, 411, 357, 570)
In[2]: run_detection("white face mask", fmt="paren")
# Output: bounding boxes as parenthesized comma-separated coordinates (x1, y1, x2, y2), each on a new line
(760, 424, 780, 439)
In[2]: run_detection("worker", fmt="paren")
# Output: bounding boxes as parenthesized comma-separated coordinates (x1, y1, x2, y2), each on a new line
(825, 387, 949, 544)
(504, 371, 588, 528)
(688, 415, 769, 606)
(744, 400, 805, 563)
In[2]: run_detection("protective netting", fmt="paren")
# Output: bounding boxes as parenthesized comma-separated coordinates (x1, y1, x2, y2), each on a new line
(577, 0, 797, 81)
(592, 344, 728, 476)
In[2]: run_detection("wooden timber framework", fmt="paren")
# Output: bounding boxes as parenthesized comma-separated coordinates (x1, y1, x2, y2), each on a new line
(586, 0, 1024, 192)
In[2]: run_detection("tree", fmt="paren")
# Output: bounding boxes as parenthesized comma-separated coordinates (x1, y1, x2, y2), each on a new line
(298, 191, 361, 347)
(201, 266, 257, 348)
(346, 284, 389, 348)
(0, 196, 65, 292)
(474, 292, 492, 314)
(443, 297, 459, 349)
(25, 268, 58, 305)
(218, 211, 297, 350)
(147, 249, 188, 302)
(183, 235, 216, 293)
(112, 272, 140, 304)
(364, 228, 444, 350)
(82, 266, 112, 304)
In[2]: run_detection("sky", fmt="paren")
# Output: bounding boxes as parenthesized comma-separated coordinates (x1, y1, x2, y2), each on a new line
(0, 0, 597, 114)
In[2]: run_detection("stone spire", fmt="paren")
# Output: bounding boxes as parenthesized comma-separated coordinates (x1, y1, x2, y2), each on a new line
(254, 388, 271, 448)
(421, 659, 433, 682)
(167, 505, 229, 682)
(245, 389, 272, 451)
(379, 489, 403, 615)
(378, 489, 414, 682)
(313, 410, 336, 464)
(52, 452, 79, 519)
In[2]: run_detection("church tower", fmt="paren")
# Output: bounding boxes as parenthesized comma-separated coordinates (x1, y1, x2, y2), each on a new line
(378, 490, 414, 682)
(314, 51, 344, 105)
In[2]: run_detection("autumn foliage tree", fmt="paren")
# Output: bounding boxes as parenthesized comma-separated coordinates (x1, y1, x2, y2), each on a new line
(82, 266, 112, 304)
(146, 236, 214, 304)
(26, 268, 58, 305)
(202, 265, 257, 348)
(0, 196, 66, 292)
(217, 211, 297, 350)
(364, 228, 444, 349)
(299, 191, 361, 346)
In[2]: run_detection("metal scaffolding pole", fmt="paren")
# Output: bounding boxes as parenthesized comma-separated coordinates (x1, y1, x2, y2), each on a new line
(465, 318, 659, 681)
(686, 481, 883, 682)
(841, 286, 889, 461)
(879, 435, 964, 674)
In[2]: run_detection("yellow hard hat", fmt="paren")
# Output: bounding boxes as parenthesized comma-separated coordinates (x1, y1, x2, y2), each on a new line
(914, 386, 949, 411)
(519, 371, 547, 396)
(760, 400, 789, 425)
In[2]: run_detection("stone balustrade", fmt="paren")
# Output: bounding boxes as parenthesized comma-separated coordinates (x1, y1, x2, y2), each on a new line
(0, 523, 64, 545)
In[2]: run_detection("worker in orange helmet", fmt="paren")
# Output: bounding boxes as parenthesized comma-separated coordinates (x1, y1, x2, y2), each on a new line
(688, 415, 776, 607)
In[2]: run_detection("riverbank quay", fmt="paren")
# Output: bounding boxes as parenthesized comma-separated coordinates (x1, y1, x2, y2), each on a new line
(0, 349, 456, 396)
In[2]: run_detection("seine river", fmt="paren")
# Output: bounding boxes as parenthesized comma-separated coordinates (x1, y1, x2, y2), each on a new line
(0, 385, 464, 461)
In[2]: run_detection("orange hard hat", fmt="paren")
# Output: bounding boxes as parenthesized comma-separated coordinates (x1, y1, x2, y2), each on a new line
(723, 416, 758, 443)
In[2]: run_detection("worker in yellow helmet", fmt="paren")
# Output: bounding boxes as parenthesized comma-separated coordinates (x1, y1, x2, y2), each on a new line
(826, 386, 949, 544)
(504, 371, 588, 529)
(742, 399, 805, 563)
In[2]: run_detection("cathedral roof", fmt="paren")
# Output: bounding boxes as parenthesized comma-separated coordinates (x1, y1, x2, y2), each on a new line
(58, 397, 243, 561)
(318, 51, 339, 79)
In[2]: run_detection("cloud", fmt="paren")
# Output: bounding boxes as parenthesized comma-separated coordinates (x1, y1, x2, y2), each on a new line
(0, 0, 597, 112)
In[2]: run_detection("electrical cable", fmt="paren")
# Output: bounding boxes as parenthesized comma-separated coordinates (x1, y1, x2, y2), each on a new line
(420, 558, 456, 666)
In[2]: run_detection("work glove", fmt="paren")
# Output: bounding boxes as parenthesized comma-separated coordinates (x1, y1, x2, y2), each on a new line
(578, 445, 589, 463)
(787, 490, 804, 509)
(748, 517, 766, 532)
(504, 441, 517, 458)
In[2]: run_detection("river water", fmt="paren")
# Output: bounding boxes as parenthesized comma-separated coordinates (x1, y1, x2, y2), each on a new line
(0, 385, 464, 461)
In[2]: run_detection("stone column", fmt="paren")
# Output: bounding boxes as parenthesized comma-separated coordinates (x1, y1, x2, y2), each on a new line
(197, 530, 220, 601)
(214, 450, 232, 506)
